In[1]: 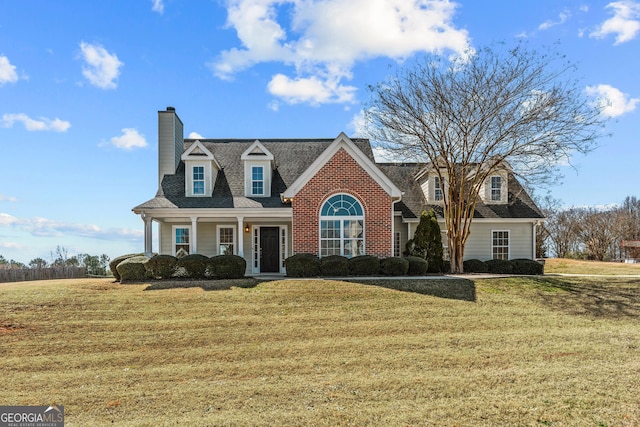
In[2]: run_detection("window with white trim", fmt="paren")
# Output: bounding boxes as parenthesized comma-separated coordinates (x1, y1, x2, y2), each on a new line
(434, 176, 444, 201)
(492, 230, 509, 260)
(490, 176, 502, 202)
(193, 166, 205, 195)
(218, 226, 235, 255)
(173, 226, 191, 257)
(320, 194, 364, 258)
(251, 166, 264, 195)
(394, 232, 401, 257)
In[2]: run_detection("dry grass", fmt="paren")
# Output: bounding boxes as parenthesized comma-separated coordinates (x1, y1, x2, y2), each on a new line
(1, 276, 639, 426)
(545, 257, 640, 275)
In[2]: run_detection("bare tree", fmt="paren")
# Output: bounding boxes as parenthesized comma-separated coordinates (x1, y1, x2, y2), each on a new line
(366, 43, 605, 272)
(577, 208, 617, 261)
(544, 208, 583, 258)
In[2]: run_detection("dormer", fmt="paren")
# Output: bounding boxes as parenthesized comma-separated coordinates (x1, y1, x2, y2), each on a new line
(241, 140, 274, 197)
(480, 169, 508, 204)
(416, 164, 448, 204)
(181, 140, 221, 197)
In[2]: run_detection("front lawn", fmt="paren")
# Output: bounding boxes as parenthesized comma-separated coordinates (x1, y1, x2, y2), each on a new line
(1, 277, 638, 426)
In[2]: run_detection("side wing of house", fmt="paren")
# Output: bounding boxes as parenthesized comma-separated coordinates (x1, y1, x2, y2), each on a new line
(380, 162, 544, 261)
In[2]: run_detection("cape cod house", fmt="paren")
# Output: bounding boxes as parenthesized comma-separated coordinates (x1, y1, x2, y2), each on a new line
(133, 107, 544, 274)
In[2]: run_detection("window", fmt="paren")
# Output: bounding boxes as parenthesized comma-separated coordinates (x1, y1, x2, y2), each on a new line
(218, 226, 235, 255)
(320, 194, 364, 258)
(434, 176, 444, 201)
(251, 166, 264, 195)
(174, 227, 190, 257)
(193, 166, 205, 195)
(490, 176, 502, 202)
(394, 232, 401, 257)
(492, 230, 509, 260)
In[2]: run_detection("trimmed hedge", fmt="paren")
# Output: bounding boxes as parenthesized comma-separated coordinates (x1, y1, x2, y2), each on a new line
(485, 259, 514, 274)
(380, 257, 409, 276)
(207, 255, 246, 279)
(145, 254, 177, 279)
(116, 256, 149, 283)
(285, 253, 321, 277)
(348, 255, 380, 276)
(176, 254, 209, 279)
(463, 259, 488, 273)
(511, 258, 544, 275)
(110, 253, 143, 281)
(320, 255, 349, 277)
(406, 256, 429, 276)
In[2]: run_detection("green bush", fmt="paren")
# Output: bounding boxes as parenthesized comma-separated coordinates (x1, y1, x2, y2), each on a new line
(285, 253, 321, 277)
(207, 255, 246, 279)
(348, 255, 380, 276)
(463, 259, 488, 273)
(145, 254, 177, 279)
(116, 256, 149, 283)
(176, 254, 208, 278)
(110, 253, 143, 281)
(405, 256, 429, 276)
(380, 257, 409, 276)
(485, 259, 513, 274)
(510, 258, 544, 275)
(320, 255, 349, 277)
(442, 260, 451, 274)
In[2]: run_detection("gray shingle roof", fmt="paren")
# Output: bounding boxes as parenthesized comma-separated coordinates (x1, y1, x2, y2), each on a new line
(134, 137, 543, 220)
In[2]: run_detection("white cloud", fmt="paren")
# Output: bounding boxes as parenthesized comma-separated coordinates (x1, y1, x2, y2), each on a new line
(586, 84, 639, 117)
(539, 10, 571, 30)
(152, 0, 164, 14)
(267, 73, 356, 105)
(590, 1, 640, 44)
(0, 212, 143, 241)
(106, 128, 148, 150)
(79, 42, 124, 89)
(0, 241, 24, 250)
(188, 131, 204, 139)
(0, 55, 19, 85)
(0, 194, 17, 202)
(1, 113, 71, 132)
(211, 0, 470, 105)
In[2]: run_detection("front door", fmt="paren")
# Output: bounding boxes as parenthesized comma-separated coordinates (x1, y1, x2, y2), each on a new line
(260, 227, 280, 273)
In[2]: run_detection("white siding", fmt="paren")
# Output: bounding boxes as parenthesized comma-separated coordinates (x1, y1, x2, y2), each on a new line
(463, 222, 534, 260)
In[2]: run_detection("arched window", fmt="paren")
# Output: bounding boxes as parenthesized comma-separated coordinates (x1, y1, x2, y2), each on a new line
(319, 194, 364, 258)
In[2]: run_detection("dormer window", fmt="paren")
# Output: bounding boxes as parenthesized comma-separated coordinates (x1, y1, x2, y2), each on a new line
(193, 166, 205, 195)
(490, 176, 502, 201)
(181, 140, 220, 197)
(251, 166, 264, 196)
(434, 176, 444, 201)
(242, 140, 274, 198)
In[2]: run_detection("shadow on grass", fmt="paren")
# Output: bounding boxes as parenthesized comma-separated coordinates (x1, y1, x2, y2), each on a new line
(144, 278, 266, 291)
(529, 277, 640, 319)
(348, 278, 476, 302)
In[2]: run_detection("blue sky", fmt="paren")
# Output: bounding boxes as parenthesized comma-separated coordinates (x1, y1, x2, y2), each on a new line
(1, 0, 639, 264)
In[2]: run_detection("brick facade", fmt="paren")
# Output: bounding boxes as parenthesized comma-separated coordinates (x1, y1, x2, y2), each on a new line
(291, 148, 393, 257)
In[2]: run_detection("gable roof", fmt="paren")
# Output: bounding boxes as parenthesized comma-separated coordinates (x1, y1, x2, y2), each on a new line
(134, 135, 543, 220)
(282, 133, 402, 199)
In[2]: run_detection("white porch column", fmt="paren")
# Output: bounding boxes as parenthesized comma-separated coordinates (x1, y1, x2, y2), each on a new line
(191, 216, 198, 254)
(237, 216, 245, 257)
(142, 213, 153, 258)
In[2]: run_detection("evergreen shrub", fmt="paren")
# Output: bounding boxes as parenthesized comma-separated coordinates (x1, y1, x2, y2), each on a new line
(145, 254, 177, 279)
(348, 255, 380, 276)
(207, 255, 246, 279)
(485, 259, 513, 274)
(510, 259, 544, 275)
(176, 254, 208, 278)
(116, 256, 149, 283)
(405, 256, 429, 276)
(320, 255, 349, 277)
(463, 259, 488, 273)
(380, 257, 409, 276)
(285, 253, 321, 277)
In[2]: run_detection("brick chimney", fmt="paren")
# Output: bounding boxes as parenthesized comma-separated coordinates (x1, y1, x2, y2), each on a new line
(157, 106, 184, 185)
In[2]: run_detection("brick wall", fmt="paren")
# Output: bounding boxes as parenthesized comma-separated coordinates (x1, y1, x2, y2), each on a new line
(291, 147, 393, 257)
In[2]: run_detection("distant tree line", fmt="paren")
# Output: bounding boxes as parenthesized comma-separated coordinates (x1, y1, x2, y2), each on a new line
(537, 196, 640, 261)
(0, 246, 111, 276)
